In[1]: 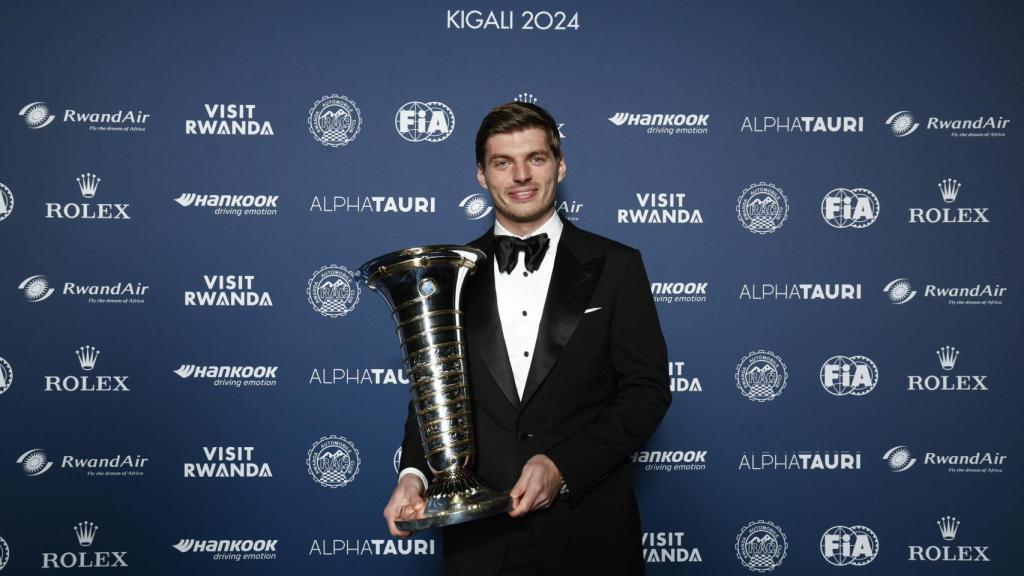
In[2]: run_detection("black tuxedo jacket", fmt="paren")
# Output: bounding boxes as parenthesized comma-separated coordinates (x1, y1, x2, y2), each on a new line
(400, 220, 671, 575)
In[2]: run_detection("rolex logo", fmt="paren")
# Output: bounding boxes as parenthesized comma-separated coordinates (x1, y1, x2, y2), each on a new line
(937, 516, 960, 541)
(76, 173, 101, 199)
(938, 178, 960, 204)
(514, 92, 538, 105)
(76, 345, 100, 371)
(936, 346, 959, 371)
(74, 521, 99, 547)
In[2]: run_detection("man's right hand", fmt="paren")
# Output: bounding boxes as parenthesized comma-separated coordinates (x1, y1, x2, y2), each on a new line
(383, 474, 427, 537)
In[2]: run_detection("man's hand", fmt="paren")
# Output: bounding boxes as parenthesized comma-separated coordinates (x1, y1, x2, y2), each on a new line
(508, 454, 562, 518)
(384, 474, 426, 537)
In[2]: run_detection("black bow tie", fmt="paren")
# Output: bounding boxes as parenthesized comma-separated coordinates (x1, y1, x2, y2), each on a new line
(494, 233, 550, 274)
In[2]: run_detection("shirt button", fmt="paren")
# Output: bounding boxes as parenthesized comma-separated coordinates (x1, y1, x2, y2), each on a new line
(522, 271, 529, 277)
(521, 310, 528, 316)
(523, 351, 529, 357)
(517, 431, 529, 441)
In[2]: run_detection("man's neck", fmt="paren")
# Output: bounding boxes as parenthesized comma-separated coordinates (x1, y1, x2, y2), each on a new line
(495, 208, 556, 238)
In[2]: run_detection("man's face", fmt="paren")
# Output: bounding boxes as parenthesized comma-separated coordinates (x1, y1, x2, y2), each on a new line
(476, 127, 566, 229)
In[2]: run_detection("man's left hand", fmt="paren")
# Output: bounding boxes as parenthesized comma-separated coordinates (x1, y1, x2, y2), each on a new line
(508, 454, 562, 517)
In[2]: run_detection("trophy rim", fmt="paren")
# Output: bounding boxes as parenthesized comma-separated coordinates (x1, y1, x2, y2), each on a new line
(357, 245, 486, 287)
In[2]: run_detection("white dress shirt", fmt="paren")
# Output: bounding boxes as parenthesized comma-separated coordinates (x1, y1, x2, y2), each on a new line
(493, 211, 563, 399)
(398, 211, 563, 491)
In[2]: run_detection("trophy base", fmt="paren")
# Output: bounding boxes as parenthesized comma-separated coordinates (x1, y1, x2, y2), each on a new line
(396, 473, 512, 531)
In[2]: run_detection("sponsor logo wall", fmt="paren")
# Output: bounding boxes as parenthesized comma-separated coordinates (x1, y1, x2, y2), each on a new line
(1, 1, 1017, 575)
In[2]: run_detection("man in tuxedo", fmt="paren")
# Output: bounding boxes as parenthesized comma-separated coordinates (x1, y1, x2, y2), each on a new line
(384, 102, 671, 575)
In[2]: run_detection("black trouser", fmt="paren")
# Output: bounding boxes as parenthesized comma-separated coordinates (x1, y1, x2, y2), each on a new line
(499, 520, 544, 576)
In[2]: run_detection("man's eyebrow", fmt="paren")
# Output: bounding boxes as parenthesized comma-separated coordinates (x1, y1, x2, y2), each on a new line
(489, 150, 551, 161)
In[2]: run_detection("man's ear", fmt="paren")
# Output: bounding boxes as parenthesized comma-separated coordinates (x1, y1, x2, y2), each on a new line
(557, 157, 567, 183)
(476, 164, 488, 190)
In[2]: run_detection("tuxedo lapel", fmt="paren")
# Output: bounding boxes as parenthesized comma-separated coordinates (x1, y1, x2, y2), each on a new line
(520, 223, 604, 408)
(465, 234, 521, 409)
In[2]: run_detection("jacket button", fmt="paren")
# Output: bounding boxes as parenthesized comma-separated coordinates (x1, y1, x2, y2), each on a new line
(517, 431, 528, 441)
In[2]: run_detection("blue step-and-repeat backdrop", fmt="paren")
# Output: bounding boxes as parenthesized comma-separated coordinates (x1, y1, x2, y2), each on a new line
(1, 0, 1021, 574)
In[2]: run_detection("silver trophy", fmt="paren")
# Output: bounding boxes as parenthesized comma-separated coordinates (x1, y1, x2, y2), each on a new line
(359, 245, 511, 530)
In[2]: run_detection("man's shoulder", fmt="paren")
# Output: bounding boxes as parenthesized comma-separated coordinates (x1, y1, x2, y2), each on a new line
(562, 221, 641, 266)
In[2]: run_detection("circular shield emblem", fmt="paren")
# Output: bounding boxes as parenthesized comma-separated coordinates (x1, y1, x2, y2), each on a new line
(0, 356, 12, 396)
(308, 94, 362, 147)
(736, 520, 788, 572)
(736, 350, 788, 402)
(307, 435, 361, 488)
(737, 182, 788, 234)
(0, 536, 9, 572)
(307, 265, 360, 318)
(0, 183, 13, 222)
(393, 446, 402, 474)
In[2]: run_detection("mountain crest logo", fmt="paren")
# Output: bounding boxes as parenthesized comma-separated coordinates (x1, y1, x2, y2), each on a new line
(308, 94, 362, 147)
(737, 183, 788, 234)
(883, 445, 917, 472)
(884, 278, 917, 304)
(0, 357, 12, 396)
(74, 521, 98, 547)
(0, 182, 13, 222)
(735, 520, 787, 572)
(886, 110, 919, 137)
(19, 101, 55, 129)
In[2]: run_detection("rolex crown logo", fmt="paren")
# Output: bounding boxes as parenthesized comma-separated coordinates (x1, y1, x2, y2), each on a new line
(936, 346, 959, 371)
(77, 172, 101, 199)
(938, 178, 960, 204)
(74, 521, 99, 547)
(937, 516, 960, 541)
(76, 345, 100, 371)
(514, 92, 538, 105)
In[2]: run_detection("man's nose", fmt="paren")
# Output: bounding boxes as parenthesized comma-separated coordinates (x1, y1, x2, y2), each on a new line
(512, 162, 531, 183)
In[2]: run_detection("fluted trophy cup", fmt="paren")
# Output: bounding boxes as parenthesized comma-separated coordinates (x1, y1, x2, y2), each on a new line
(359, 245, 511, 530)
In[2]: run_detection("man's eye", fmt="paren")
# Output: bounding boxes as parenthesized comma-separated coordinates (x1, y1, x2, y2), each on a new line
(530, 156, 547, 165)
(495, 161, 510, 168)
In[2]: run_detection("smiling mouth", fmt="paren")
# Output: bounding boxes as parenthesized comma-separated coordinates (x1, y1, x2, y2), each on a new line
(507, 188, 538, 201)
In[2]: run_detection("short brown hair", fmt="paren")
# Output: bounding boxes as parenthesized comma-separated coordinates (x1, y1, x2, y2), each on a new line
(475, 102, 562, 166)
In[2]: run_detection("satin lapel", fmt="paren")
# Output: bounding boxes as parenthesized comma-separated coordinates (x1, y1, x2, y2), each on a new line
(519, 238, 604, 408)
(464, 236, 521, 410)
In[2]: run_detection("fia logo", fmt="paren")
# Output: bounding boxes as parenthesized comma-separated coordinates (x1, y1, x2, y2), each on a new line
(821, 188, 879, 228)
(395, 101, 454, 142)
(820, 525, 879, 566)
(820, 355, 878, 396)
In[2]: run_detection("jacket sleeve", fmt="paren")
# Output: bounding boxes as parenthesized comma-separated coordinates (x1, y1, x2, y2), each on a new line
(545, 249, 671, 506)
(398, 397, 431, 484)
